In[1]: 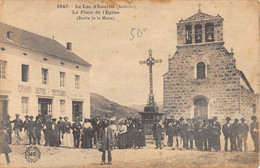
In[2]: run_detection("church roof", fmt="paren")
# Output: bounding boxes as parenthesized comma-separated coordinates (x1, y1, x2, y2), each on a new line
(179, 10, 222, 23)
(237, 70, 254, 93)
(0, 22, 91, 67)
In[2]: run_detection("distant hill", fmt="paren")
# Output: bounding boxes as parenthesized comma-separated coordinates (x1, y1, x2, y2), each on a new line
(129, 101, 164, 113)
(90, 92, 139, 119)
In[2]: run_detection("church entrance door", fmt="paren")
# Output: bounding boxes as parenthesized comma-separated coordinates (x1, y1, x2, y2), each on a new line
(194, 98, 208, 120)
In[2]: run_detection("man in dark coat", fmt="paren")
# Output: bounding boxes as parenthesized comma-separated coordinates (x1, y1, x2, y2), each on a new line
(99, 119, 113, 165)
(57, 117, 64, 146)
(194, 117, 203, 150)
(238, 117, 249, 151)
(35, 116, 43, 145)
(3, 115, 12, 144)
(176, 117, 185, 149)
(71, 117, 82, 148)
(211, 116, 221, 151)
(137, 119, 145, 148)
(23, 115, 30, 144)
(131, 118, 139, 149)
(92, 116, 101, 148)
(126, 117, 133, 148)
(222, 117, 232, 152)
(28, 116, 36, 145)
(250, 116, 259, 152)
(202, 119, 209, 151)
(50, 118, 59, 147)
(231, 118, 239, 151)
(11, 114, 23, 144)
(152, 119, 162, 149)
(185, 118, 195, 150)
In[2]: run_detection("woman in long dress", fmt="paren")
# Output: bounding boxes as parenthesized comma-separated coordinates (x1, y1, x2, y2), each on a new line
(117, 119, 127, 149)
(63, 117, 73, 147)
(82, 119, 93, 148)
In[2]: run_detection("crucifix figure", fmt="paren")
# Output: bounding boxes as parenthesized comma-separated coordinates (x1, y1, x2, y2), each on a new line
(140, 49, 162, 107)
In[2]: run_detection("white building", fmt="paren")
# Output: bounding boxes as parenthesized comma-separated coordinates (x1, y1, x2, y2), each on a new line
(0, 22, 91, 122)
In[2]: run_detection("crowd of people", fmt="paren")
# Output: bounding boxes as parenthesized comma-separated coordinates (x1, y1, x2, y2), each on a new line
(155, 115, 259, 152)
(0, 114, 146, 149)
(0, 113, 259, 165)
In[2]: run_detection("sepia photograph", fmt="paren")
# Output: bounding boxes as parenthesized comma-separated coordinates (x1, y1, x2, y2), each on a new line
(0, 0, 259, 167)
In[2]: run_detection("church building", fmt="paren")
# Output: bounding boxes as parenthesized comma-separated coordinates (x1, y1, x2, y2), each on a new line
(0, 22, 91, 121)
(163, 9, 259, 123)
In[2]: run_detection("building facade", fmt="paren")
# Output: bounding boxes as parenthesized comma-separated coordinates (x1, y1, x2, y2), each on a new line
(163, 9, 259, 123)
(0, 22, 91, 122)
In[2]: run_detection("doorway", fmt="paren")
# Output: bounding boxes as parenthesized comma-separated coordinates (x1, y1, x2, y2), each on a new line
(38, 98, 52, 117)
(194, 97, 208, 120)
(0, 99, 8, 118)
(72, 101, 83, 122)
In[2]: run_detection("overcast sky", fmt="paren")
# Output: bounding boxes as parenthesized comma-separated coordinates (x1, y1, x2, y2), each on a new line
(0, 0, 259, 106)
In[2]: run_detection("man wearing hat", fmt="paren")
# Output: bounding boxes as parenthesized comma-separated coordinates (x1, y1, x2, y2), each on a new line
(11, 114, 23, 144)
(3, 115, 12, 144)
(222, 117, 232, 152)
(23, 115, 30, 144)
(109, 117, 117, 149)
(185, 118, 195, 150)
(126, 117, 133, 148)
(28, 116, 36, 145)
(250, 116, 259, 152)
(231, 118, 239, 151)
(211, 116, 221, 151)
(92, 116, 101, 149)
(152, 119, 163, 149)
(72, 116, 82, 148)
(35, 116, 43, 145)
(176, 117, 185, 149)
(193, 117, 203, 150)
(237, 118, 249, 151)
(99, 119, 114, 165)
(57, 117, 65, 146)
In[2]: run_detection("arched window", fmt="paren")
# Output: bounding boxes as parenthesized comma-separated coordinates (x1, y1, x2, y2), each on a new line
(195, 24, 202, 43)
(197, 62, 205, 79)
(185, 25, 192, 44)
(205, 23, 214, 42)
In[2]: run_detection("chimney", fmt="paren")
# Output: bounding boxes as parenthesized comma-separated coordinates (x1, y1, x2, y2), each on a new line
(7, 31, 13, 40)
(67, 42, 72, 51)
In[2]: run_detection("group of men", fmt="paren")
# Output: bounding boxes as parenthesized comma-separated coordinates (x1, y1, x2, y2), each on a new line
(2, 114, 94, 148)
(1, 114, 147, 150)
(155, 115, 259, 152)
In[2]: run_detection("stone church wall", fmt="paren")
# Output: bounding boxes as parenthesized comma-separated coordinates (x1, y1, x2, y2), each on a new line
(163, 42, 257, 123)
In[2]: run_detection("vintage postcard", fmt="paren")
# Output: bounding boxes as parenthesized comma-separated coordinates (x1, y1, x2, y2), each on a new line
(0, 0, 259, 167)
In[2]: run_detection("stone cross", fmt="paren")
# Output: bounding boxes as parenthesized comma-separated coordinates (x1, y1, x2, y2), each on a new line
(140, 49, 162, 107)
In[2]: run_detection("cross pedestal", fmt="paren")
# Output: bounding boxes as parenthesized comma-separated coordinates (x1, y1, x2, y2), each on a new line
(139, 107, 164, 135)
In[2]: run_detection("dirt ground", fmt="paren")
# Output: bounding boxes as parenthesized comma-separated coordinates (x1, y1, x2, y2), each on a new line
(0, 143, 259, 168)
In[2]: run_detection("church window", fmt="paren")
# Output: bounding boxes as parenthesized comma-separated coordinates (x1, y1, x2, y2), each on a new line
(195, 24, 202, 43)
(185, 25, 192, 44)
(205, 23, 214, 42)
(197, 62, 205, 79)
